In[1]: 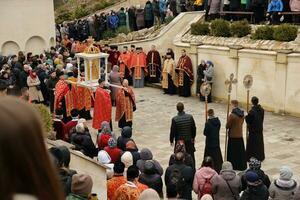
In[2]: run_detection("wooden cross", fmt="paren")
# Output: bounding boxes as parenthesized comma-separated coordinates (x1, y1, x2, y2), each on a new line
(224, 73, 238, 160)
(225, 73, 238, 94)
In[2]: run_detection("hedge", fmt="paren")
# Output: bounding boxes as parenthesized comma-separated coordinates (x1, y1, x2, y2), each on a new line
(210, 19, 231, 37)
(191, 22, 210, 35)
(230, 20, 251, 37)
(273, 24, 298, 42)
(251, 25, 274, 40)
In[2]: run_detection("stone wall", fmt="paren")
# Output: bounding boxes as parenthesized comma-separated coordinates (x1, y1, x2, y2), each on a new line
(0, 0, 56, 55)
(185, 44, 300, 116)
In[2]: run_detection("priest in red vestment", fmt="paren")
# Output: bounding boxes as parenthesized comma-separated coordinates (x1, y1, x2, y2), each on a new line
(118, 46, 132, 80)
(108, 45, 120, 68)
(93, 79, 112, 130)
(146, 45, 162, 83)
(176, 49, 194, 97)
(54, 71, 71, 122)
(129, 47, 147, 88)
(115, 79, 136, 128)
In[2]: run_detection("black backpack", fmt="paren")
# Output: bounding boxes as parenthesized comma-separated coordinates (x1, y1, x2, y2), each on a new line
(169, 166, 184, 186)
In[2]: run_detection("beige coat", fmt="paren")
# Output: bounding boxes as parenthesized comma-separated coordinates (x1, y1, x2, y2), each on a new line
(27, 76, 44, 102)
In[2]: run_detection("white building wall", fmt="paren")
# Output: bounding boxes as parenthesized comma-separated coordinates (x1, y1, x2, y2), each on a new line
(0, 0, 56, 55)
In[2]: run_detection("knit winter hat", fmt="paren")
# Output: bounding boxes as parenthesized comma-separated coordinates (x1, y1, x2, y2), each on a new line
(121, 151, 133, 168)
(108, 138, 117, 148)
(138, 189, 160, 200)
(249, 157, 261, 170)
(245, 171, 259, 184)
(71, 174, 93, 196)
(222, 161, 233, 171)
(98, 150, 111, 164)
(201, 194, 213, 200)
(280, 166, 293, 180)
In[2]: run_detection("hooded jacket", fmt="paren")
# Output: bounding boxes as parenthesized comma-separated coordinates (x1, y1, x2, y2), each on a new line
(117, 126, 133, 151)
(267, 0, 283, 11)
(240, 180, 269, 200)
(212, 169, 241, 200)
(204, 117, 221, 148)
(137, 148, 164, 176)
(139, 161, 163, 197)
(240, 169, 271, 191)
(269, 179, 297, 200)
(193, 167, 218, 197)
(226, 108, 245, 138)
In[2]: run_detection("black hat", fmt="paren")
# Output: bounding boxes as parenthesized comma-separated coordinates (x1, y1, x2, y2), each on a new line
(130, 45, 135, 48)
(98, 78, 105, 85)
(123, 46, 128, 49)
(110, 45, 118, 50)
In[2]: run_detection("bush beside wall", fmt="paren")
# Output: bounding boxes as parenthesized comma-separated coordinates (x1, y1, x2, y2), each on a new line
(191, 20, 298, 42)
(191, 22, 210, 35)
(273, 24, 298, 42)
(230, 20, 251, 37)
(210, 19, 231, 37)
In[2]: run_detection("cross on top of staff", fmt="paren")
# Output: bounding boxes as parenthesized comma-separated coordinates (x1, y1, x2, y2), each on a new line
(225, 73, 238, 94)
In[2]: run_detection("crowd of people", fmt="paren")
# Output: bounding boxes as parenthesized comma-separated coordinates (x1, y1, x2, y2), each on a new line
(1, 8, 300, 199)
(2, 95, 300, 200)
(57, 0, 300, 42)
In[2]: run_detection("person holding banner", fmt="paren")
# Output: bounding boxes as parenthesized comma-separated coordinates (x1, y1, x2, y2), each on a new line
(246, 96, 265, 162)
(203, 109, 223, 173)
(226, 100, 247, 171)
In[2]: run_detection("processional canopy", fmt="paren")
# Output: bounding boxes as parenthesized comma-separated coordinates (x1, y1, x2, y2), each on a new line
(75, 37, 109, 89)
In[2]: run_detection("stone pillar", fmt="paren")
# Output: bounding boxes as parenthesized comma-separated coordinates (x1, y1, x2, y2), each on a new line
(228, 45, 243, 100)
(189, 42, 202, 96)
(273, 50, 291, 114)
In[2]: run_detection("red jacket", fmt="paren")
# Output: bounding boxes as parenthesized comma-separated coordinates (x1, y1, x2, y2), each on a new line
(53, 119, 67, 141)
(104, 146, 122, 164)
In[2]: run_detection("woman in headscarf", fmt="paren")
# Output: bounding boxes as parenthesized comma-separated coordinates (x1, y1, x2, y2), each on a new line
(97, 121, 113, 150)
(168, 141, 195, 170)
(109, 65, 122, 106)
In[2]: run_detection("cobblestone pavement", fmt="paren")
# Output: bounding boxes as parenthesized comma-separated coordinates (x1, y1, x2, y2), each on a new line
(88, 87, 300, 195)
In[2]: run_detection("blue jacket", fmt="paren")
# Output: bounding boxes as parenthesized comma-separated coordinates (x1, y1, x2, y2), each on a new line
(109, 14, 119, 29)
(159, 0, 167, 13)
(267, 0, 283, 12)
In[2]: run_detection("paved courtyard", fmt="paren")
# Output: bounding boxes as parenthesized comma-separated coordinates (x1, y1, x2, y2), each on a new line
(90, 87, 300, 182)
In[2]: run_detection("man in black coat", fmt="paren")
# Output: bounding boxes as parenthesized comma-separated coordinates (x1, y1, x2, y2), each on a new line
(203, 109, 223, 173)
(165, 152, 194, 199)
(246, 96, 265, 161)
(170, 102, 196, 165)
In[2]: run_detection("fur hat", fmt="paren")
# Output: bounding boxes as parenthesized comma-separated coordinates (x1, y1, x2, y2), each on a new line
(71, 174, 93, 196)
(201, 194, 213, 200)
(280, 166, 293, 180)
(138, 189, 160, 200)
(222, 161, 233, 171)
(121, 151, 133, 168)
